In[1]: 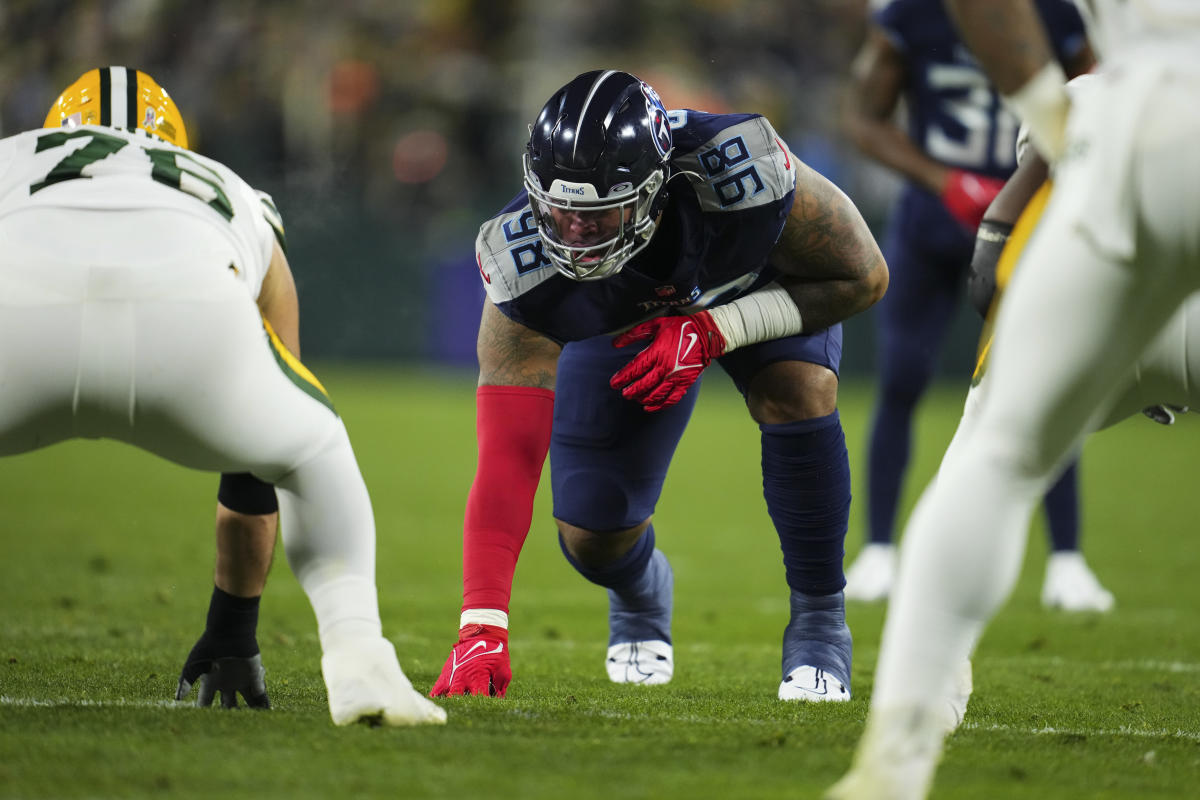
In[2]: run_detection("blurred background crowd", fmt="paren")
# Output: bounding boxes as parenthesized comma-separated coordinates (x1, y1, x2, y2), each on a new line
(2, 0, 980, 373)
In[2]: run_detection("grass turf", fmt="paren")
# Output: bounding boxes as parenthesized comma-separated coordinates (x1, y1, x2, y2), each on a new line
(1, 365, 1198, 799)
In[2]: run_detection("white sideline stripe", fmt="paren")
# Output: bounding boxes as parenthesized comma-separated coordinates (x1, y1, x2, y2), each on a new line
(1, 695, 186, 709)
(961, 720, 1200, 742)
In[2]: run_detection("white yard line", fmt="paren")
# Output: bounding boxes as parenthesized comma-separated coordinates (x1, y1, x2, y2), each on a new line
(0, 695, 187, 709)
(960, 720, 1200, 742)
(982, 655, 1200, 673)
(3, 694, 1198, 743)
(568, 708, 1200, 741)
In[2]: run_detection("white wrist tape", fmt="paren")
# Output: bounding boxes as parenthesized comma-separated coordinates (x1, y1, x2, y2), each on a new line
(461, 608, 509, 629)
(1003, 60, 1070, 162)
(706, 283, 803, 354)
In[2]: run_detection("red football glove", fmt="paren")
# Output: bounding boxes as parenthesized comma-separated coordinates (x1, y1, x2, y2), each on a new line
(941, 169, 1006, 231)
(429, 624, 511, 698)
(610, 311, 727, 412)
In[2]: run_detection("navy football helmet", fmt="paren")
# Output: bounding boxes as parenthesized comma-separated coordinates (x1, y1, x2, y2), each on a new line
(524, 70, 674, 280)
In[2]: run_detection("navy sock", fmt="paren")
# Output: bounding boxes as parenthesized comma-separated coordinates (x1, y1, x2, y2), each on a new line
(866, 387, 920, 546)
(1043, 458, 1080, 552)
(761, 411, 852, 595)
(560, 527, 671, 644)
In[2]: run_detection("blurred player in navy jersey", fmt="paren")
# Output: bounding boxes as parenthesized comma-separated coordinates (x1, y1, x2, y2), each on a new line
(430, 69, 888, 702)
(839, 0, 1112, 612)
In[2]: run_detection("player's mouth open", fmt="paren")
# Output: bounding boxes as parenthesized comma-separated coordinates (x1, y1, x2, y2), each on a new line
(570, 244, 606, 262)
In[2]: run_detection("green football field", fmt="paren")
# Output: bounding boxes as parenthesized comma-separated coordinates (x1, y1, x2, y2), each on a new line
(1, 365, 1197, 799)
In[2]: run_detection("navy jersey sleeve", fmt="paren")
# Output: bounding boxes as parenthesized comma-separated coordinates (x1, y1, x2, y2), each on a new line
(873, 0, 932, 54)
(1035, 0, 1089, 67)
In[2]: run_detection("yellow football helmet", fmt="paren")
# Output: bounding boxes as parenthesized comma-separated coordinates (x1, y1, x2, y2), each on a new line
(44, 66, 188, 149)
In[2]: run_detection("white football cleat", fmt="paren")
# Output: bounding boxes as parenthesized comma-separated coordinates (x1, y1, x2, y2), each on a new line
(844, 543, 896, 603)
(824, 759, 930, 800)
(941, 658, 973, 734)
(606, 640, 673, 685)
(321, 637, 447, 726)
(1041, 551, 1115, 612)
(824, 705, 946, 800)
(779, 665, 850, 702)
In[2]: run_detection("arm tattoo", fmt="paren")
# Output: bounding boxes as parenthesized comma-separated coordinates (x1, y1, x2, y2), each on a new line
(476, 302, 560, 389)
(770, 164, 887, 331)
(777, 166, 879, 283)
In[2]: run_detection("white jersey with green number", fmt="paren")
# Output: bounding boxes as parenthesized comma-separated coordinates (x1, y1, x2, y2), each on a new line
(0, 125, 283, 299)
(0, 126, 392, 672)
(0, 124, 339, 480)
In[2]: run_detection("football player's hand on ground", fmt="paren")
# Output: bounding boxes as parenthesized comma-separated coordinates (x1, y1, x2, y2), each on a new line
(429, 624, 511, 697)
(176, 631, 270, 709)
(611, 312, 726, 412)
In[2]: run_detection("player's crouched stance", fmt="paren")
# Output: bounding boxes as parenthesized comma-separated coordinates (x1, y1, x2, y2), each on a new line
(8, 67, 443, 728)
(432, 70, 887, 700)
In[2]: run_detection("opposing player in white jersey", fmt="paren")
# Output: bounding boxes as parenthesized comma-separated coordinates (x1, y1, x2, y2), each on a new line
(828, 0, 1200, 796)
(964, 73, 1196, 444)
(0, 66, 445, 728)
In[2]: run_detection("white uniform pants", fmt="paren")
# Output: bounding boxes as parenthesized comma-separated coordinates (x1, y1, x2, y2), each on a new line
(0, 207, 381, 649)
(872, 58, 1200, 714)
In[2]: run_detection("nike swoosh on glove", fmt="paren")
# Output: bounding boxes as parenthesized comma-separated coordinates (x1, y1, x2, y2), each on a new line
(941, 169, 1007, 231)
(429, 624, 511, 697)
(610, 312, 726, 412)
(176, 630, 270, 709)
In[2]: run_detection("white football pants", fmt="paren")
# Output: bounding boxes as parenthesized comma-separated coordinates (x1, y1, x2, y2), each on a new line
(871, 58, 1200, 720)
(0, 207, 382, 650)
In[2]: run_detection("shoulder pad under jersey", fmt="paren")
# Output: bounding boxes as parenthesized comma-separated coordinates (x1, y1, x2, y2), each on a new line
(668, 111, 798, 214)
(475, 196, 556, 305)
(255, 190, 286, 253)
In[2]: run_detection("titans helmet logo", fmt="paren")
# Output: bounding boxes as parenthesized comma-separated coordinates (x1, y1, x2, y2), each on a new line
(640, 83, 673, 159)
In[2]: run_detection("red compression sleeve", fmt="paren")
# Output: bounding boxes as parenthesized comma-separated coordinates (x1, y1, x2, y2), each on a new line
(461, 385, 555, 613)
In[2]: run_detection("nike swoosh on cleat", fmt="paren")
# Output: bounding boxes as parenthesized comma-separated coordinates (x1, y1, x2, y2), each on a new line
(784, 668, 844, 696)
(614, 643, 657, 683)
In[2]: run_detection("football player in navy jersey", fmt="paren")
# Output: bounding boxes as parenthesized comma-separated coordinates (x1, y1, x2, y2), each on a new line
(429, 70, 888, 701)
(839, 0, 1113, 612)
